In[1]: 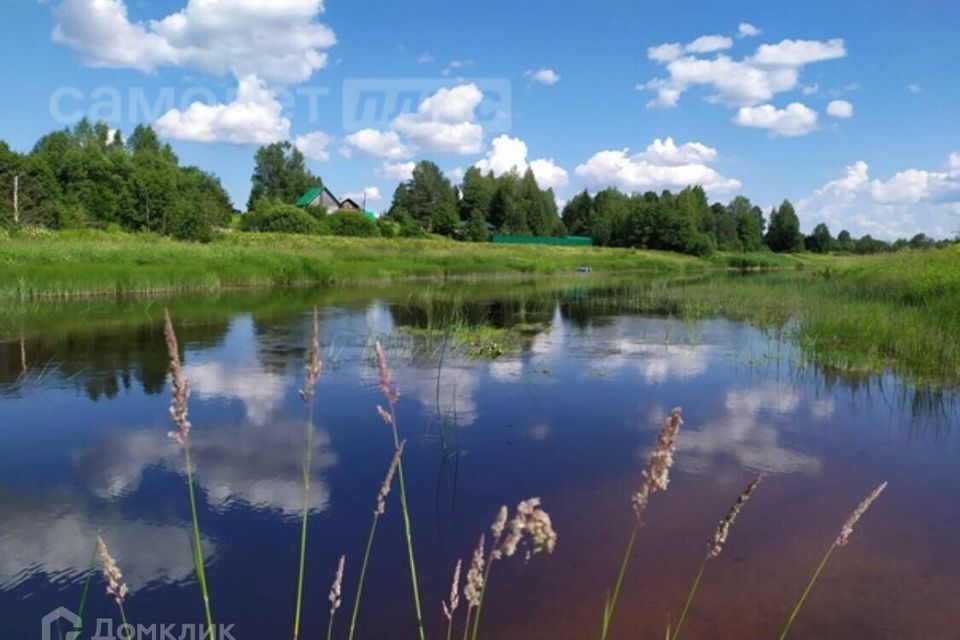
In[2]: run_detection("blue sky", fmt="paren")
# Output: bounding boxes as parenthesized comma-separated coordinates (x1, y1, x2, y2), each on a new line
(1, 0, 959, 238)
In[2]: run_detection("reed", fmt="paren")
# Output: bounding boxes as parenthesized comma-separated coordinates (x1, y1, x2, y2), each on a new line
(600, 408, 683, 640)
(347, 441, 406, 640)
(163, 310, 214, 634)
(466, 498, 557, 640)
(442, 560, 462, 640)
(292, 308, 322, 640)
(778, 482, 888, 640)
(669, 474, 764, 639)
(326, 555, 346, 640)
(96, 535, 130, 629)
(373, 340, 427, 640)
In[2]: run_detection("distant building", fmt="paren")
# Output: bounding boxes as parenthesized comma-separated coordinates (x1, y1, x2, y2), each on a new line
(295, 184, 340, 210)
(295, 185, 378, 223)
(339, 197, 361, 211)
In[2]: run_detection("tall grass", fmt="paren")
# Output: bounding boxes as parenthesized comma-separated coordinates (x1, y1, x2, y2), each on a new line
(163, 310, 214, 633)
(0, 228, 707, 300)
(373, 340, 427, 640)
(293, 309, 322, 640)
(601, 408, 682, 639)
(778, 482, 888, 639)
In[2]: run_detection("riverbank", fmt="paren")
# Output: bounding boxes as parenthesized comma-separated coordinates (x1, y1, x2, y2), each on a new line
(0, 229, 806, 299)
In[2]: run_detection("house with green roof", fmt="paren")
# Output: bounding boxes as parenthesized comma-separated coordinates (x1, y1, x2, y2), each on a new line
(296, 183, 340, 209)
(296, 185, 378, 222)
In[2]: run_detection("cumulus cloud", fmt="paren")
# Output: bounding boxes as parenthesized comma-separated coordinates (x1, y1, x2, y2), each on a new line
(52, 0, 336, 86)
(474, 134, 569, 190)
(391, 84, 485, 154)
(738, 22, 761, 38)
(575, 137, 741, 193)
(294, 131, 333, 161)
(417, 51, 434, 64)
(524, 67, 561, 85)
(798, 153, 960, 239)
(826, 99, 853, 118)
(376, 160, 416, 181)
(342, 129, 413, 159)
(644, 37, 845, 109)
(908, 83, 922, 94)
(685, 34, 733, 54)
(155, 75, 290, 144)
(733, 102, 819, 136)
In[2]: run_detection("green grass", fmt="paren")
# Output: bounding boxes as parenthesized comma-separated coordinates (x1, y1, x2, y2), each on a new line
(0, 229, 707, 299)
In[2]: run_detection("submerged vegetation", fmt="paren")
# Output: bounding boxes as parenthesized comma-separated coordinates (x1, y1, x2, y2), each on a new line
(77, 315, 889, 639)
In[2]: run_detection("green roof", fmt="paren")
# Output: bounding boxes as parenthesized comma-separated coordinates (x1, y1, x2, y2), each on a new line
(295, 186, 323, 207)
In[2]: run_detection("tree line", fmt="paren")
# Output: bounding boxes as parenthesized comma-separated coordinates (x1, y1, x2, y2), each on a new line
(0, 119, 234, 241)
(0, 123, 954, 254)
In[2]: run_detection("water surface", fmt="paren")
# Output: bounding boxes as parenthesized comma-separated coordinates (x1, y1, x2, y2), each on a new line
(1, 279, 958, 639)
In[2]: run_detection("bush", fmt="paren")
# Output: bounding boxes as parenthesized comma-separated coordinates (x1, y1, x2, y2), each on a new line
(325, 210, 381, 237)
(241, 202, 320, 234)
(378, 219, 401, 238)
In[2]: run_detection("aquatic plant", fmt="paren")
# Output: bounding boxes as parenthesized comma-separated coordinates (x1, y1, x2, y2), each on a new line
(163, 309, 214, 634)
(373, 340, 427, 640)
(465, 498, 557, 640)
(326, 555, 346, 640)
(347, 440, 406, 640)
(601, 408, 683, 640)
(96, 535, 129, 629)
(778, 481, 888, 639)
(293, 308, 321, 640)
(670, 474, 764, 639)
(442, 559, 462, 640)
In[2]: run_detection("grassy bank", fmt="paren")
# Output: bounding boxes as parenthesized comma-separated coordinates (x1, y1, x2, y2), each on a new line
(0, 229, 732, 299)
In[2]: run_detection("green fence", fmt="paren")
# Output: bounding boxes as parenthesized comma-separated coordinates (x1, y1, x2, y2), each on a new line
(492, 235, 593, 247)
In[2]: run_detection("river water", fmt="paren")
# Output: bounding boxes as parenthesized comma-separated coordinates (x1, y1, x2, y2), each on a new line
(1, 280, 957, 639)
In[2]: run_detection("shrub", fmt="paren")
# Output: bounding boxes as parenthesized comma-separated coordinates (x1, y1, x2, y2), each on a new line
(241, 201, 320, 234)
(378, 218, 401, 238)
(326, 210, 380, 237)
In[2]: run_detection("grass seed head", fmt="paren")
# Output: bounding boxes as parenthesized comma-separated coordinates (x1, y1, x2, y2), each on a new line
(709, 474, 764, 558)
(163, 310, 191, 446)
(836, 482, 888, 547)
(464, 534, 486, 607)
(96, 535, 128, 607)
(375, 440, 406, 516)
(442, 559, 462, 621)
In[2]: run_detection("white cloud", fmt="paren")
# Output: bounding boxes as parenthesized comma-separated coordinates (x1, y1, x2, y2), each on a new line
(155, 75, 290, 144)
(686, 34, 733, 54)
(529, 158, 570, 190)
(798, 153, 960, 239)
(52, 0, 336, 86)
(908, 83, 922, 94)
(644, 37, 846, 109)
(826, 99, 853, 118)
(647, 42, 684, 63)
(733, 102, 819, 137)
(445, 167, 465, 183)
(738, 22, 761, 38)
(525, 67, 561, 85)
(293, 131, 333, 161)
(417, 51, 434, 64)
(750, 38, 846, 66)
(376, 160, 416, 181)
(474, 134, 570, 190)
(391, 84, 485, 154)
(341, 186, 381, 204)
(342, 128, 413, 159)
(800, 83, 819, 95)
(575, 137, 741, 193)
(441, 59, 473, 77)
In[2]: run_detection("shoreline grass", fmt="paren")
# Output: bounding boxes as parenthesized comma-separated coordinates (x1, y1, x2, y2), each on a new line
(0, 229, 715, 300)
